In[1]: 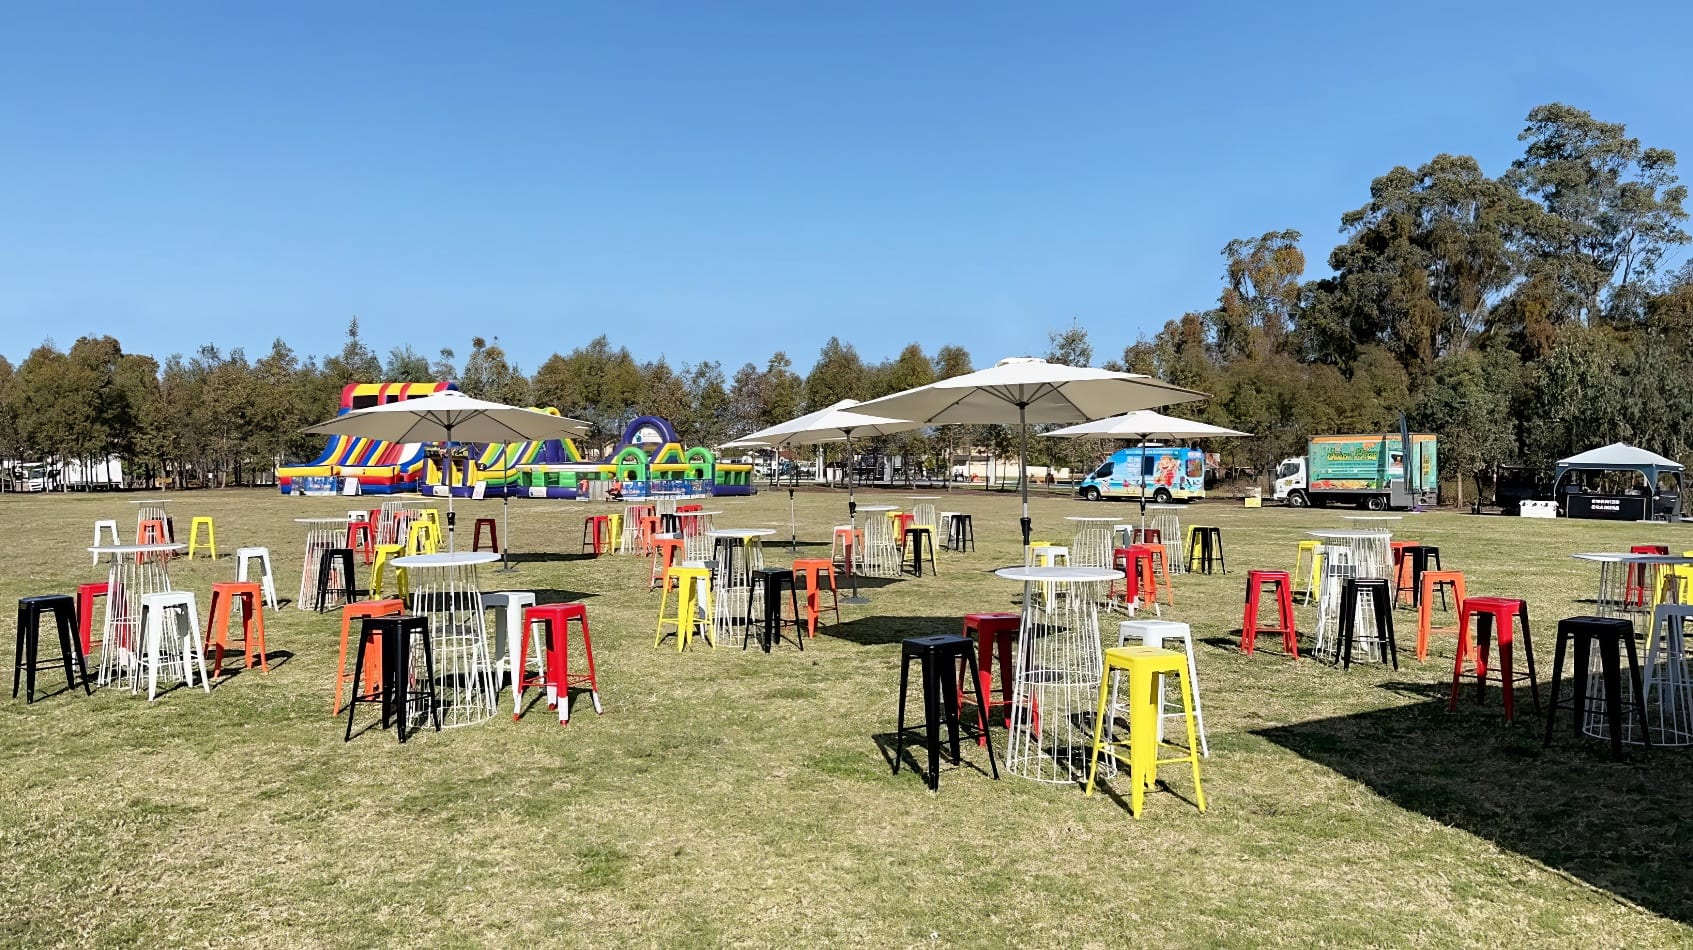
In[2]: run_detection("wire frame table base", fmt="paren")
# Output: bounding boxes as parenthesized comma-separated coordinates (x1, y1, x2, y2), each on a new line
(377, 500, 437, 548)
(996, 567, 1115, 784)
(1148, 511, 1182, 575)
(297, 527, 349, 612)
(397, 554, 498, 729)
(91, 545, 181, 687)
(1583, 598, 1693, 747)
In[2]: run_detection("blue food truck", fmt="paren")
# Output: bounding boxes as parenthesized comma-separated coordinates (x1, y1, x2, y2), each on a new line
(1076, 446, 1207, 503)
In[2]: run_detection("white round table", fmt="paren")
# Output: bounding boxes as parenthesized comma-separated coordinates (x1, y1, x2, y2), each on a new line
(391, 551, 500, 728)
(295, 517, 354, 611)
(994, 566, 1119, 784)
(1308, 529, 1394, 663)
(87, 543, 186, 687)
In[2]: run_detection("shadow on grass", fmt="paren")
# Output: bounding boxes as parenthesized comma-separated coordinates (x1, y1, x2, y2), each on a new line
(207, 650, 296, 686)
(870, 729, 1000, 788)
(1255, 691, 1693, 924)
(820, 614, 962, 647)
(505, 552, 599, 565)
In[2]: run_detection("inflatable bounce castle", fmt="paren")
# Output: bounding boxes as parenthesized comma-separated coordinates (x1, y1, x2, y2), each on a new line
(278, 383, 752, 499)
(512, 415, 753, 499)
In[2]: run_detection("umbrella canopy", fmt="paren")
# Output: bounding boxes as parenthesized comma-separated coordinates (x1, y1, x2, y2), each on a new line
(1041, 410, 1249, 440)
(856, 357, 1208, 544)
(734, 400, 925, 446)
(303, 391, 590, 550)
(304, 390, 589, 443)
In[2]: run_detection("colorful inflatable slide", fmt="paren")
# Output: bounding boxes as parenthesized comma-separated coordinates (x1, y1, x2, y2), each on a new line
(277, 381, 453, 494)
(513, 415, 753, 498)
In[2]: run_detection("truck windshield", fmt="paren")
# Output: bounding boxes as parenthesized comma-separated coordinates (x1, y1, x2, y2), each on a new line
(1277, 460, 1299, 479)
(1093, 462, 1112, 478)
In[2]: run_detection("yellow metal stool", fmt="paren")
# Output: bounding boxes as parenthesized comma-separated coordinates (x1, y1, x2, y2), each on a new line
(187, 516, 217, 560)
(1085, 645, 1206, 818)
(606, 512, 626, 553)
(405, 519, 439, 557)
(655, 566, 715, 652)
(1292, 540, 1324, 605)
(371, 543, 408, 598)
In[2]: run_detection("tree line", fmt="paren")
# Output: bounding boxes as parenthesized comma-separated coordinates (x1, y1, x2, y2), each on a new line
(1, 103, 1688, 502)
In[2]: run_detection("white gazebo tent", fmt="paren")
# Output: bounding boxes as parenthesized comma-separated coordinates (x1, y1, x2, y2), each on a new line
(1553, 442, 1684, 519)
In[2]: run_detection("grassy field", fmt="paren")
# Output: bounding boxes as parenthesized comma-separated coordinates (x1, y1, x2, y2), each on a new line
(4, 486, 1693, 947)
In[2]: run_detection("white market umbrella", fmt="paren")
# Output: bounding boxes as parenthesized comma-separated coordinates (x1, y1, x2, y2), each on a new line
(1043, 410, 1249, 526)
(735, 400, 924, 604)
(856, 358, 1207, 546)
(305, 391, 589, 552)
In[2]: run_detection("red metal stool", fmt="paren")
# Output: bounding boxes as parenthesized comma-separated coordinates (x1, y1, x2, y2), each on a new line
(581, 515, 611, 556)
(205, 581, 269, 676)
(1625, 545, 1669, 608)
(473, 518, 500, 554)
(75, 581, 108, 655)
(960, 612, 1021, 744)
(1111, 545, 1158, 611)
(346, 520, 375, 565)
(648, 537, 685, 590)
(1242, 570, 1298, 657)
(1449, 596, 1540, 722)
(517, 603, 603, 725)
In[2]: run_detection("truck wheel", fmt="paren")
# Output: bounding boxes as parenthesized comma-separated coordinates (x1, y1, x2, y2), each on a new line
(1286, 490, 1309, 508)
(1153, 488, 1172, 505)
(1081, 486, 1100, 502)
(1367, 495, 1388, 511)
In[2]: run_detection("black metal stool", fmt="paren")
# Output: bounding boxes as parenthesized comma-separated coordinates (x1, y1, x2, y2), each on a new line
(905, 526, 938, 577)
(13, 595, 91, 703)
(1185, 526, 1226, 574)
(745, 568, 802, 653)
(344, 614, 440, 742)
(947, 514, 975, 552)
(1545, 615, 1648, 758)
(893, 633, 999, 791)
(1395, 545, 1442, 607)
(1338, 577, 1398, 671)
(315, 547, 358, 612)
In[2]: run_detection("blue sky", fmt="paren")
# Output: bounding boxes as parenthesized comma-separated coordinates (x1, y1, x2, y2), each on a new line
(2, 2, 1689, 373)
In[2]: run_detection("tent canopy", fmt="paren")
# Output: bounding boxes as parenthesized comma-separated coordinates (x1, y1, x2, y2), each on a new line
(1553, 441, 1684, 491)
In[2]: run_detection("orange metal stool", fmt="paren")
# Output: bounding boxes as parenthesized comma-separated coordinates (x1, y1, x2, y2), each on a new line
(332, 598, 405, 715)
(1416, 570, 1467, 661)
(205, 581, 269, 676)
(649, 537, 685, 590)
(791, 558, 841, 636)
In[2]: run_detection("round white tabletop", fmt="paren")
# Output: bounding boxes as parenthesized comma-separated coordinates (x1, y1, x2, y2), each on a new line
(708, 528, 776, 539)
(127, 499, 171, 505)
(1065, 516, 1120, 522)
(907, 496, 941, 500)
(391, 552, 501, 569)
(1573, 551, 1647, 563)
(88, 543, 186, 556)
(1308, 529, 1392, 539)
(294, 517, 353, 525)
(858, 505, 898, 512)
(1627, 554, 1693, 567)
(995, 566, 1121, 583)
(650, 490, 687, 496)
(678, 510, 723, 517)
(1146, 504, 1184, 510)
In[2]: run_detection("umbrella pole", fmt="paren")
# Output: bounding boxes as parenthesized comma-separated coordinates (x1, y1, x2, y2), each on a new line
(842, 430, 869, 606)
(497, 491, 516, 572)
(788, 486, 797, 553)
(1019, 404, 1032, 548)
(445, 425, 457, 552)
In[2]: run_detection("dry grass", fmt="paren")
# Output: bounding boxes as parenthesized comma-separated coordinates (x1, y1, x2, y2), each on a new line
(3, 486, 1693, 947)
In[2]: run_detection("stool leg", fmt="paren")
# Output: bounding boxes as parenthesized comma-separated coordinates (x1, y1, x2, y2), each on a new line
(554, 621, 571, 726)
(1544, 630, 1568, 747)
(1242, 583, 1260, 655)
(1598, 633, 1623, 757)
(345, 631, 370, 742)
(1519, 606, 1540, 713)
(578, 616, 603, 715)
(1570, 629, 1591, 740)
(1279, 582, 1299, 658)
(940, 653, 962, 767)
(1623, 632, 1650, 749)
(893, 653, 911, 776)
(419, 626, 442, 733)
(1183, 638, 1209, 758)
(1177, 669, 1206, 812)
(1376, 589, 1398, 671)
(922, 653, 941, 791)
(961, 648, 998, 778)
(1084, 668, 1115, 797)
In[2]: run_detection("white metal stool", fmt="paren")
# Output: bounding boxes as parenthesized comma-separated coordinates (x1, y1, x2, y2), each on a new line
(235, 547, 279, 611)
(136, 591, 209, 701)
(483, 590, 538, 698)
(1118, 619, 1209, 757)
(93, 520, 121, 565)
